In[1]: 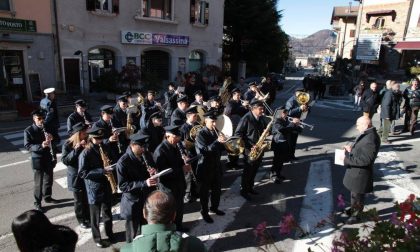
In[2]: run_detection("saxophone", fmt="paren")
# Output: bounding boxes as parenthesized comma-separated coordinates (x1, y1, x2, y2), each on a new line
(249, 117, 274, 161)
(98, 144, 118, 194)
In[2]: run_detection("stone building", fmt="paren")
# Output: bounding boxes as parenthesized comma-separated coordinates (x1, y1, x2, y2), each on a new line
(55, 0, 224, 95)
(331, 5, 359, 59)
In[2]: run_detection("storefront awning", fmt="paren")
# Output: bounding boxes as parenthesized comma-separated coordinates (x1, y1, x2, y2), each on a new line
(366, 10, 396, 22)
(394, 41, 420, 50)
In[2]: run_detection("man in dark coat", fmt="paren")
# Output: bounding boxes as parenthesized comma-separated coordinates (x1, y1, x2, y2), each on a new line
(170, 95, 188, 126)
(116, 133, 157, 242)
(163, 82, 179, 123)
(360, 82, 380, 119)
(285, 88, 306, 159)
(140, 112, 165, 153)
(94, 105, 121, 158)
(244, 82, 258, 102)
(61, 122, 90, 228)
(24, 109, 58, 212)
(40, 88, 60, 148)
(402, 78, 420, 135)
(111, 96, 131, 154)
(259, 76, 276, 106)
(78, 125, 117, 248)
(140, 90, 162, 129)
(379, 82, 401, 143)
(195, 109, 227, 223)
(342, 116, 380, 224)
(153, 125, 191, 232)
(234, 99, 270, 200)
(67, 99, 93, 135)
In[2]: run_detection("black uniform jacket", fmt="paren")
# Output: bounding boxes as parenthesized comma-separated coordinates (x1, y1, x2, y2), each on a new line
(67, 111, 93, 135)
(360, 89, 380, 114)
(285, 96, 303, 118)
(61, 141, 85, 192)
(170, 108, 186, 126)
(153, 140, 186, 192)
(343, 127, 380, 194)
(141, 119, 165, 153)
(164, 90, 178, 118)
(24, 124, 57, 170)
(195, 127, 224, 180)
(78, 143, 117, 204)
(111, 106, 129, 151)
(140, 100, 161, 129)
(271, 117, 298, 161)
(117, 147, 154, 219)
(224, 100, 248, 118)
(94, 118, 122, 156)
(234, 112, 269, 154)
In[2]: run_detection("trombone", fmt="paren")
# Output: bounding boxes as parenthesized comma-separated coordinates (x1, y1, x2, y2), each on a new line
(287, 116, 314, 131)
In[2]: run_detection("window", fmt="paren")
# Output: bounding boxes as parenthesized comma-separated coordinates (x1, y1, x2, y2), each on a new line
(349, 29, 355, 38)
(0, 0, 10, 11)
(86, 0, 119, 14)
(142, 0, 172, 20)
(373, 17, 385, 29)
(190, 0, 209, 25)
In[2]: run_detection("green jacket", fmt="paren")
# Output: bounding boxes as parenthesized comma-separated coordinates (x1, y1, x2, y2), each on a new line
(120, 224, 207, 252)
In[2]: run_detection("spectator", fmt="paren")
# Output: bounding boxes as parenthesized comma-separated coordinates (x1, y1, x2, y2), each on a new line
(12, 210, 78, 252)
(379, 82, 401, 144)
(353, 81, 365, 111)
(360, 82, 380, 119)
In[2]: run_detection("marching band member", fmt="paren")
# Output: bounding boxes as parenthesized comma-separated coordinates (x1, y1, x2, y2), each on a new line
(271, 107, 300, 183)
(285, 88, 306, 160)
(94, 105, 120, 156)
(244, 82, 258, 102)
(195, 109, 227, 223)
(179, 106, 201, 203)
(140, 90, 162, 129)
(40, 88, 61, 149)
(140, 111, 165, 153)
(24, 109, 58, 212)
(153, 125, 191, 232)
(208, 95, 224, 115)
(234, 99, 270, 200)
(164, 82, 179, 124)
(61, 122, 90, 228)
(111, 95, 130, 155)
(116, 133, 157, 243)
(78, 125, 117, 248)
(191, 90, 205, 106)
(67, 99, 92, 135)
(170, 95, 189, 126)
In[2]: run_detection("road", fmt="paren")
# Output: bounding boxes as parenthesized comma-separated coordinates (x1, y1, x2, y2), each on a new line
(1, 70, 419, 251)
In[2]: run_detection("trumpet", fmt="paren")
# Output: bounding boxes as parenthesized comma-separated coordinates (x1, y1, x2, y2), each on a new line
(287, 116, 314, 131)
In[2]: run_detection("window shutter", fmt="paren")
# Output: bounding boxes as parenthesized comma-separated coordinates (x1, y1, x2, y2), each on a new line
(112, 0, 119, 14)
(190, 0, 196, 23)
(86, 0, 95, 11)
(204, 2, 209, 25)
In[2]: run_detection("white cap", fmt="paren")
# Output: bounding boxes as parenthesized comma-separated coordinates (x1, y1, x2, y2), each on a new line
(43, 87, 55, 94)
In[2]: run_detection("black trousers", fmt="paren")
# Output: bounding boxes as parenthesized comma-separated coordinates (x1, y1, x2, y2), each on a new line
(89, 200, 113, 242)
(73, 190, 90, 225)
(227, 154, 239, 165)
(33, 168, 53, 205)
(350, 192, 365, 216)
(199, 173, 222, 213)
(241, 155, 263, 192)
(289, 132, 299, 157)
(125, 218, 141, 243)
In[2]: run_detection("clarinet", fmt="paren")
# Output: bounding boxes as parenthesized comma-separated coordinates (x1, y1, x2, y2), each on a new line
(110, 120, 123, 154)
(141, 153, 161, 191)
(176, 142, 198, 184)
(41, 124, 56, 162)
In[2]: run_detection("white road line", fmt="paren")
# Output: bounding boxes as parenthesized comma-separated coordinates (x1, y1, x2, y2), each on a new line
(292, 160, 333, 252)
(392, 137, 420, 145)
(55, 177, 68, 189)
(189, 165, 268, 247)
(0, 160, 30, 169)
(54, 161, 67, 173)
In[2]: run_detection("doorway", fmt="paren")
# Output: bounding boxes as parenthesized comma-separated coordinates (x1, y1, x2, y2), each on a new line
(64, 58, 81, 94)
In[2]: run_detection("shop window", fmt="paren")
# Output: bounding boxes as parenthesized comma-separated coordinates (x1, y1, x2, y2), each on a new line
(189, 50, 204, 72)
(142, 0, 172, 20)
(0, 0, 10, 11)
(86, 0, 119, 14)
(190, 0, 209, 25)
(373, 17, 385, 29)
(88, 48, 115, 83)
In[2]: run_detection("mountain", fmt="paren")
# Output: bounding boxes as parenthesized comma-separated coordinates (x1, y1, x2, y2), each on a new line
(289, 30, 336, 57)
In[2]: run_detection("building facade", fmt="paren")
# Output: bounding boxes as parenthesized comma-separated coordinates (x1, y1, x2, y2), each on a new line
(0, 0, 57, 109)
(56, 0, 224, 95)
(331, 5, 359, 59)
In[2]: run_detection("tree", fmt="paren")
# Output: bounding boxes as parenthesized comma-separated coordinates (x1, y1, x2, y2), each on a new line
(223, 0, 289, 78)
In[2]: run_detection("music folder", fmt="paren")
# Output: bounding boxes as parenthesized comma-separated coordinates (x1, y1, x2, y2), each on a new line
(150, 168, 173, 179)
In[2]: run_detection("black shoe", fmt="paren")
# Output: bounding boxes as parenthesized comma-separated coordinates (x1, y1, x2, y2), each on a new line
(201, 211, 214, 223)
(177, 226, 190, 233)
(346, 216, 360, 224)
(44, 197, 59, 204)
(80, 222, 90, 229)
(95, 240, 110, 248)
(249, 189, 259, 195)
(107, 234, 115, 243)
(240, 190, 252, 200)
(34, 204, 44, 213)
(210, 208, 225, 216)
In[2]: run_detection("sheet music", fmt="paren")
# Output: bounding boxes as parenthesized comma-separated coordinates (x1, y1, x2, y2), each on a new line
(334, 149, 345, 166)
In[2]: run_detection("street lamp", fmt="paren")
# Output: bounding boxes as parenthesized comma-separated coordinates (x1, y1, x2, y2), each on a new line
(74, 50, 85, 95)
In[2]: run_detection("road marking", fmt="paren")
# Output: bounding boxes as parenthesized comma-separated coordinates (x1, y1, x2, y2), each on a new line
(292, 160, 333, 252)
(391, 137, 420, 145)
(55, 177, 68, 189)
(0, 160, 29, 169)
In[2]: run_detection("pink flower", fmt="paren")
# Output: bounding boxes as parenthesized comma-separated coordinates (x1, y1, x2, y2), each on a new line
(279, 214, 296, 235)
(337, 194, 346, 208)
(390, 212, 400, 225)
(253, 221, 267, 238)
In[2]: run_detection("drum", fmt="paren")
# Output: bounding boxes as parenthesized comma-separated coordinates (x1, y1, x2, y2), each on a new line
(216, 115, 233, 137)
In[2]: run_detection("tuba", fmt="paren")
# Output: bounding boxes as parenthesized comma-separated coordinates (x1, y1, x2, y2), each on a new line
(219, 77, 233, 106)
(125, 105, 137, 138)
(185, 124, 204, 150)
(98, 144, 118, 194)
(296, 91, 310, 105)
(249, 116, 274, 161)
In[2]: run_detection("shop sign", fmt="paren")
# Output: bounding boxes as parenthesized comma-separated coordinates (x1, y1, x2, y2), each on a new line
(121, 31, 153, 44)
(0, 17, 37, 33)
(356, 34, 382, 61)
(121, 31, 189, 46)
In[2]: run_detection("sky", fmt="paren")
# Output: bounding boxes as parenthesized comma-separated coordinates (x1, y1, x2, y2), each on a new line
(278, 0, 359, 38)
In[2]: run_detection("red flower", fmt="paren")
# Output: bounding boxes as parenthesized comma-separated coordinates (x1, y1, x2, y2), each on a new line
(253, 221, 267, 238)
(279, 214, 296, 235)
(337, 194, 346, 208)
